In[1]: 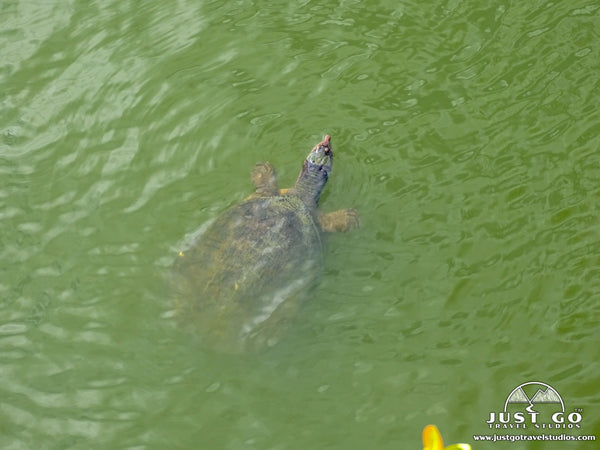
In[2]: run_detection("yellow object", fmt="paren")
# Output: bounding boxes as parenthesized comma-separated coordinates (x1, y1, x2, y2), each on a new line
(423, 425, 471, 450)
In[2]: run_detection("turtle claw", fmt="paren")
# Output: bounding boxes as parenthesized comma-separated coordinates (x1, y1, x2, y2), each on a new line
(319, 208, 360, 233)
(251, 162, 279, 196)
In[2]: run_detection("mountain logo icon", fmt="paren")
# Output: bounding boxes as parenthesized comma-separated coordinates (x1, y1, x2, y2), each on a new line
(504, 381, 564, 413)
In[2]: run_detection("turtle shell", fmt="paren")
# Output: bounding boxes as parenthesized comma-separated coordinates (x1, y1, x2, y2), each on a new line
(170, 194, 323, 353)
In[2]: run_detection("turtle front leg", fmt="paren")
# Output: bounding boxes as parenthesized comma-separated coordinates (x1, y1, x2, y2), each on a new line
(318, 208, 360, 233)
(251, 162, 279, 196)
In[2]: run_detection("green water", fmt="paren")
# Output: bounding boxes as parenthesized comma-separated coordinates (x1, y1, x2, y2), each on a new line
(1, 1, 599, 449)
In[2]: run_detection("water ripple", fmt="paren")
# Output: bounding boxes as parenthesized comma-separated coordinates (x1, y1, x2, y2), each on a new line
(2, 0, 600, 447)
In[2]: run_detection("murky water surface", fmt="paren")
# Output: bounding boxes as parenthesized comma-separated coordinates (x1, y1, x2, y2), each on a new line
(1, 1, 599, 448)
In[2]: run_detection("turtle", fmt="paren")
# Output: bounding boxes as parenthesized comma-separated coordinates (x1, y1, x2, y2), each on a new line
(170, 134, 359, 353)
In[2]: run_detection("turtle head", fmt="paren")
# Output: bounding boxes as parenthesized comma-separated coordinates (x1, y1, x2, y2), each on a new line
(294, 135, 333, 205)
(306, 134, 333, 176)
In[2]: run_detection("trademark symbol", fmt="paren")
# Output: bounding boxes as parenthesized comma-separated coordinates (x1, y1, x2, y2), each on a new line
(574, 408, 583, 413)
